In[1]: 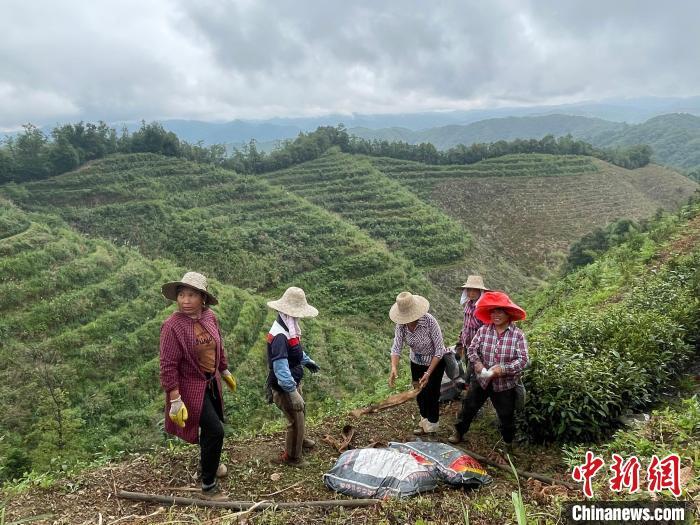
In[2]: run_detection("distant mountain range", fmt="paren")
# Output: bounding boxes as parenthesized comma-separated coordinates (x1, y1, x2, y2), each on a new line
(103, 95, 700, 148)
(350, 113, 700, 173)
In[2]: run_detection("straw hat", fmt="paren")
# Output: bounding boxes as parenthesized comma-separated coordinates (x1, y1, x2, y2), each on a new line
(474, 291, 526, 324)
(267, 287, 318, 318)
(389, 292, 430, 324)
(161, 271, 218, 305)
(457, 275, 488, 291)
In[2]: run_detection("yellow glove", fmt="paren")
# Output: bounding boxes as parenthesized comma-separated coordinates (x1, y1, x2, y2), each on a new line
(169, 396, 188, 428)
(222, 369, 237, 392)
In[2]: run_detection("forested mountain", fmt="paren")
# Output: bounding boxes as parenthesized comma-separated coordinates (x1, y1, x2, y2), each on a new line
(349, 115, 626, 149)
(349, 113, 700, 177)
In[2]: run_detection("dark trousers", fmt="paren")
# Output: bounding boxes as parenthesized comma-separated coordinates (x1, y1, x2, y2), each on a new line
(455, 380, 517, 443)
(199, 385, 224, 486)
(410, 359, 446, 424)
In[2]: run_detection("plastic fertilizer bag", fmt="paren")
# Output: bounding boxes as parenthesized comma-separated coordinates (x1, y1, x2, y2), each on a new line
(440, 356, 466, 402)
(389, 441, 492, 488)
(323, 448, 438, 498)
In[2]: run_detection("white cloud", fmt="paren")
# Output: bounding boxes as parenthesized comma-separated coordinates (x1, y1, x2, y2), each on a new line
(0, 0, 698, 128)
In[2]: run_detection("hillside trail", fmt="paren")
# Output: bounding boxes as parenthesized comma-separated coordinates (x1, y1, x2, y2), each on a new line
(652, 211, 700, 266)
(4, 400, 576, 524)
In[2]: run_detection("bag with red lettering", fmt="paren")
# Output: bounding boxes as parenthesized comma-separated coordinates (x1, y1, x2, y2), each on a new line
(389, 441, 492, 488)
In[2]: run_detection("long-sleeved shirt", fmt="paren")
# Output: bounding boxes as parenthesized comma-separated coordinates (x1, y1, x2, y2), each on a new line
(267, 315, 306, 393)
(159, 308, 228, 444)
(390, 313, 446, 366)
(467, 323, 528, 392)
(460, 299, 483, 347)
(273, 351, 314, 392)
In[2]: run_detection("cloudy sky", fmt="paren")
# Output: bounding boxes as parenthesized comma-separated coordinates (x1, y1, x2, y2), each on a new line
(1, 0, 698, 129)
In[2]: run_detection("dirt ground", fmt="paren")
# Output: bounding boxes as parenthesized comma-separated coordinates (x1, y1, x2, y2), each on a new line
(4, 399, 583, 525)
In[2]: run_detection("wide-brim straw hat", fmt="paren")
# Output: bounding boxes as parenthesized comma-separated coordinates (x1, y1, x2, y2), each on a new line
(161, 271, 218, 306)
(474, 291, 526, 324)
(267, 287, 318, 318)
(389, 291, 430, 324)
(457, 275, 489, 291)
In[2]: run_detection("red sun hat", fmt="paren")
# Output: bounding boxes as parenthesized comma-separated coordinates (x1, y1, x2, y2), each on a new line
(474, 291, 526, 324)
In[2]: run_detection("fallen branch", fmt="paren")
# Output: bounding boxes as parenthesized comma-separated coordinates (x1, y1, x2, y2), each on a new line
(211, 499, 270, 523)
(350, 389, 419, 417)
(262, 481, 302, 497)
(117, 490, 381, 510)
(322, 424, 356, 452)
(458, 447, 579, 490)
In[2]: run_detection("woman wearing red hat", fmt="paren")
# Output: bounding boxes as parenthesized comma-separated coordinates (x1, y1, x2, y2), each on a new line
(449, 291, 528, 454)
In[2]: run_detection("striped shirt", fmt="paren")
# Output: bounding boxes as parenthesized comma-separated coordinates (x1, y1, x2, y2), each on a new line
(460, 299, 483, 347)
(467, 323, 528, 392)
(390, 313, 446, 366)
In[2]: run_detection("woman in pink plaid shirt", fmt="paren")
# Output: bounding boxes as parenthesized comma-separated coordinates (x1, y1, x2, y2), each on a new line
(159, 272, 237, 500)
(449, 291, 528, 457)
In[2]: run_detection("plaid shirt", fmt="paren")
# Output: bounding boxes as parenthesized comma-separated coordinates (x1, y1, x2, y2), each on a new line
(391, 313, 446, 366)
(159, 308, 229, 444)
(460, 300, 483, 347)
(467, 323, 528, 392)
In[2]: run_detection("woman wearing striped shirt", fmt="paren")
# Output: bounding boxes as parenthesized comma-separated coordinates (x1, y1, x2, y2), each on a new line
(388, 292, 447, 435)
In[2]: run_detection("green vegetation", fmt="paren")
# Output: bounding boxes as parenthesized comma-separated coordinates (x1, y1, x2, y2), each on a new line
(228, 126, 652, 173)
(0, 199, 405, 482)
(564, 218, 642, 272)
(260, 151, 470, 268)
(370, 154, 697, 287)
(368, 153, 600, 196)
(352, 112, 700, 179)
(563, 394, 700, 498)
(5, 153, 429, 316)
(1, 120, 698, 492)
(520, 202, 700, 442)
(589, 113, 700, 173)
(0, 122, 228, 183)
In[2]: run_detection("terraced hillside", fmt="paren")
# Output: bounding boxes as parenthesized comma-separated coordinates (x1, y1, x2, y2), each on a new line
(4, 153, 431, 318)
(260, 151, 471, 268)
(4, 201, 699, 524)
(0, 198, 403, 479)
(369, 154, 698, 282)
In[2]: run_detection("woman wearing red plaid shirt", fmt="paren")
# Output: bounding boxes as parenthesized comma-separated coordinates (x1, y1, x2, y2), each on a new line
(449, 291, 528, 455)
(159, 272, 237, 500)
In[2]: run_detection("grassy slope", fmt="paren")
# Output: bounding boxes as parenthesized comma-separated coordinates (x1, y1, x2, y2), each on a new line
(3, 203, 698, 522)
(0, 195, 408, 478)
(259, 151, 471, 321)
(368, 154, 698, 291)
(3, 153, 431, 318)
(0, 197, 264, 469)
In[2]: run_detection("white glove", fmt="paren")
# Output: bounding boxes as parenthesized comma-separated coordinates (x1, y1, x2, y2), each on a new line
(479, 368, 494, 379)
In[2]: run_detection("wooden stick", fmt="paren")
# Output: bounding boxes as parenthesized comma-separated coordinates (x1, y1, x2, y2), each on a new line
(350, 389, 419, 417)
(117, 490, 381, 510)
(458, 448, 579, 490)
(262, 481, 302, 497)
